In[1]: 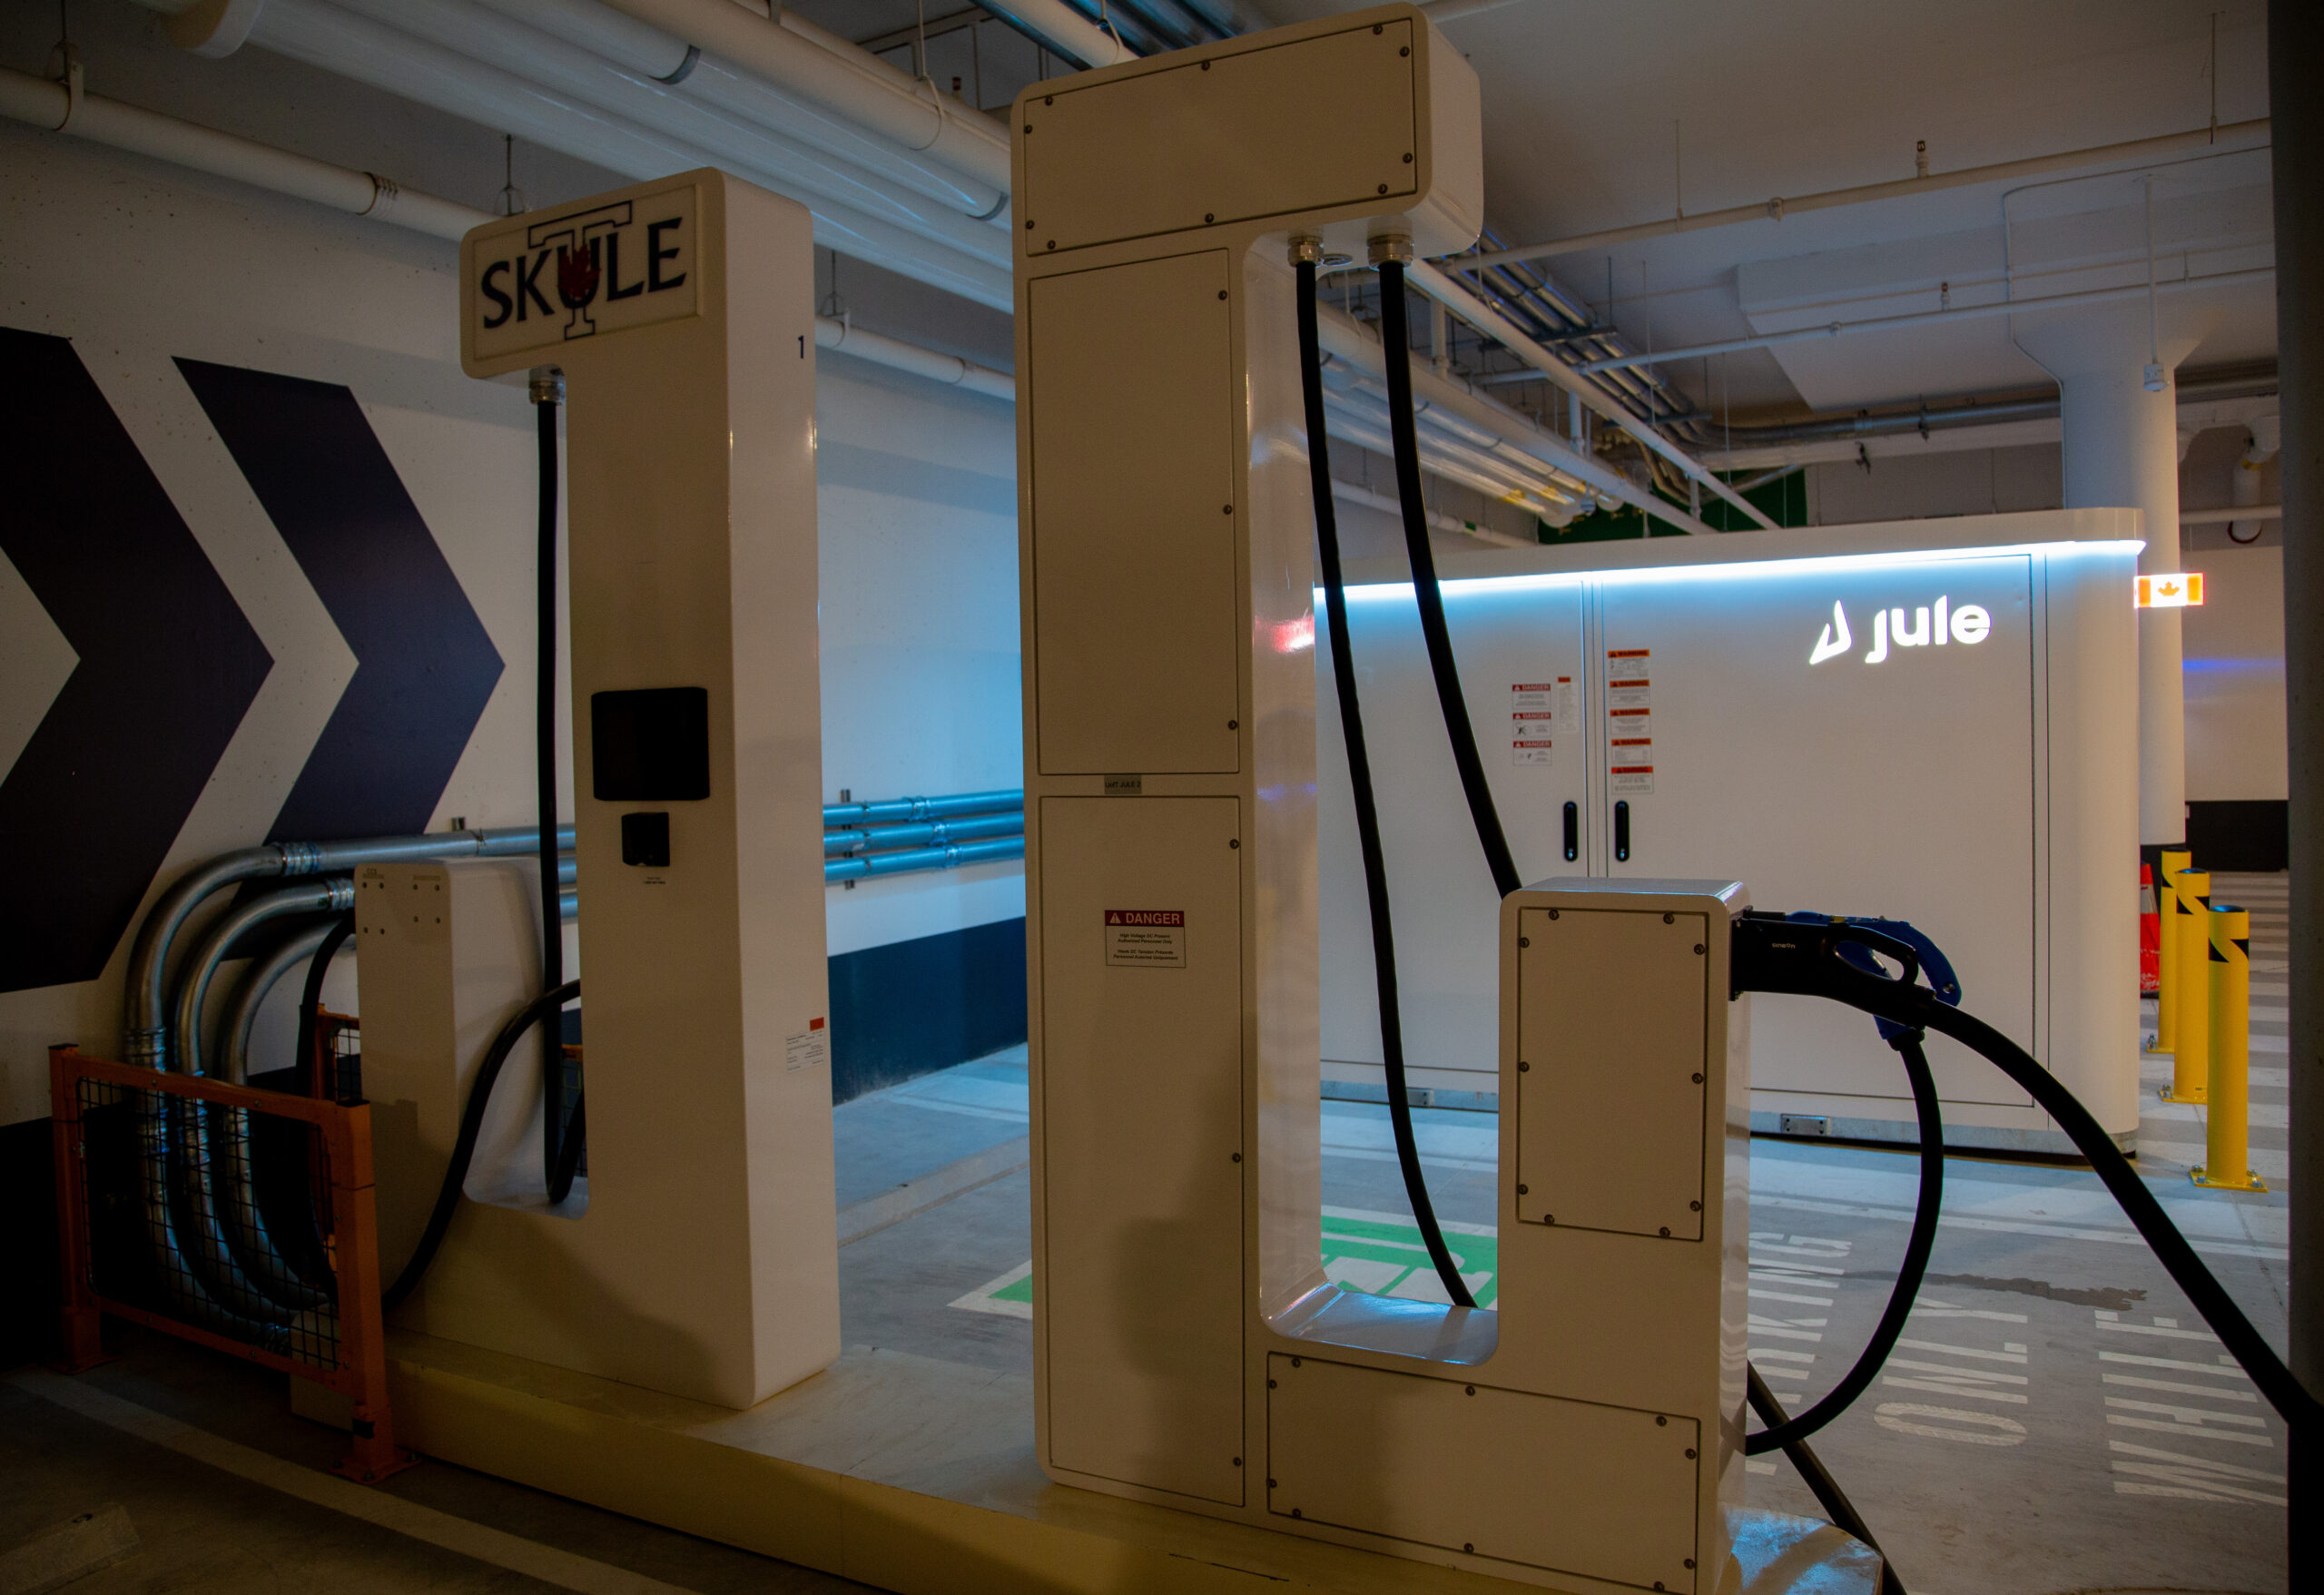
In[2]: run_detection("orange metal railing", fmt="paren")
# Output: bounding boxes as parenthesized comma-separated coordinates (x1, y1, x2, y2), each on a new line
(49, 1044, 413, 1483)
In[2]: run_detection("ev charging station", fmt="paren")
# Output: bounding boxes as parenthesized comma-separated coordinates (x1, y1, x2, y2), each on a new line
(346, 169, 838, 1411)
(206, 10, 2303, 1592)
(1016, 10, 1749, 1588)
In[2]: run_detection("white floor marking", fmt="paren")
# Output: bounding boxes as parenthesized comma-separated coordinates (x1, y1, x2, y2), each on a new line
(2096, 1350, 2250, 1378)
(2109, 1441, 2284, 1504)
(949, 1260, 1033, 1319)
(1894, 1338, 2027, 1364)
(2102, 1373, 2259, 1402)
(1874, 1403, 2027, 1445)
(7, 1371, 702, 1595)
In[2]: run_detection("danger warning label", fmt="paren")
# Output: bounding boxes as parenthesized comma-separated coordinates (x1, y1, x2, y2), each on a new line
(1106, 909, 1187, 968)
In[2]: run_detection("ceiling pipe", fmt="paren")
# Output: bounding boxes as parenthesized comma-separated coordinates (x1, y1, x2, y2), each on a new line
(0, 62, 479, 237)
(477, 0, 1007, 222)
(1403, 261, 1774, 529)
(238, 0, 1015, 308)
(1478, 118, 2274, 271)
(1333, 478, 1536, 547)
(975, 2, 1137, 70)
(330, 0, 1009, 270)
(592, 0, 1012, 194)
(1576, 266, 2278, 377)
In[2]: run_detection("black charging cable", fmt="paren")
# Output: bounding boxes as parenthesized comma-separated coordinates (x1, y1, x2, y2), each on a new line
(1297, 252, 1473, 1308)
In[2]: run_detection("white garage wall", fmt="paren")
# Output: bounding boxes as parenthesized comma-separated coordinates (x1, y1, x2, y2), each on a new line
(0, 113, 1022, 1123)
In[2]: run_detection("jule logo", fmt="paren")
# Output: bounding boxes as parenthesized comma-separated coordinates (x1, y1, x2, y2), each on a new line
(476, 202, 688, 340)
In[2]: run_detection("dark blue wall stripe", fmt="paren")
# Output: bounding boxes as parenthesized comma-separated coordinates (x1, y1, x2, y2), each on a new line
(828, 918, 1027, 1104)
(0, 329, 274, 995)
(176, 359, 503, 844)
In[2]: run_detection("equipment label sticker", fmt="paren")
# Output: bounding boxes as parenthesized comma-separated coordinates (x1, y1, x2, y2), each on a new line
(1512, 678, 1570, 766)
(785, 1017, 828, 1073)
(1105, 909, 1187, 968)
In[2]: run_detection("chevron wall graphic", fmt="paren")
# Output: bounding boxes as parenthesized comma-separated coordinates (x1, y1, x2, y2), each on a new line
(0, 329, 506, 996)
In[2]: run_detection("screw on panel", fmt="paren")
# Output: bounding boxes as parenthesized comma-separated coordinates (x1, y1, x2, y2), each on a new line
(1684, 1450, 1697, 1461)
(1376, 184, 1389, 195)
(1463, 1543, 1474, 1553)
(1026, 219, 1035, 229)
(1517, 1060, 1530, 1072)
(1045, 95, 1053, 103)
(1229, 839, 1240, 849)
(1403, 153, 1413, 163)
(1231, 1152, 1241, 1162)
(1547, 908, 1560, 919)
(1516, 1183, 1528, 1195)
(1689, 1200, 1702, 1211)
(1228, 719, 1239, 730)
(1223, 503, 1234, 514)
(1694, 944, 1706, 955)
(1267, 1379, 1276, 1389)
(1659, 1226, 1671, 1237)
(1686, 1559, 1698, 1570)
(1464, 1384, 1475, 1395)
(1542, 1214, 1554, 1223)
(1691, 1072, 1704, 1084)
(1201, 60, 1210, 70)
(1024, 124, 1032, 133)
(1656, 1415, 1669, 1426)
(1291, 1357, 1301, 1367)
(1518, 937, 1530, 948)
(1047, 241, 1056, 250)
(1664, 912, 1674, 923)
(1232, 1456, 1242, 1465)
(1292, 1509, 1304, 1519)
(1217, 289, 1228, 300)
(1268, 1477, 1277, 1487)
(1374, 23, 1383, 32)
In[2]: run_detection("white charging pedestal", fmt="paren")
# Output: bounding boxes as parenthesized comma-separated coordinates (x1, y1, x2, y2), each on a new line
(1016, 8, 1764, 1589)
(350, 168, 835, 1412)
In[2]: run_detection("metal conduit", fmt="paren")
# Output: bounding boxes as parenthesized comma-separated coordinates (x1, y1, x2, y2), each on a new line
(822, 788, 1023, 827)
(824, 811, 1023, 857)
(825, 836, 1024, 882)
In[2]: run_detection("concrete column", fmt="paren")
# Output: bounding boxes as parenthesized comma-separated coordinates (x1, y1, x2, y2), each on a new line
(2269, 2, 2322, 1564)
(2017, 305, 2212, 846)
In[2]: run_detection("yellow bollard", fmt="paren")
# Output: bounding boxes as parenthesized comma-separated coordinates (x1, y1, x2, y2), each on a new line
(2165, 869, 2211, 1102)
(2152, 848, 2191, 1053)
(2193, 903, 2266, 1191)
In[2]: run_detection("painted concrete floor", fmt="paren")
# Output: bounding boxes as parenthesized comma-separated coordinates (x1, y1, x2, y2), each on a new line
(8, 883, 2295, 1595)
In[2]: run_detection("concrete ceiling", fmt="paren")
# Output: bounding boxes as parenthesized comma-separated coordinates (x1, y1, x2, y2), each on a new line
(1228, 2, 2275, 419)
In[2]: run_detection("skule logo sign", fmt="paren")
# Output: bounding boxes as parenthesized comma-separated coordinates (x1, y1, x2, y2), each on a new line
(475, 200, 687, 342)
(1809, 596, 1991, 665)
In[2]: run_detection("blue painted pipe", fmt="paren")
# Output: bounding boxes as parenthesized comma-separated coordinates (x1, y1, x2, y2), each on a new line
(822, 788, 1023, 828)
(824, 835, 1024, 882)
(823, 810, 1023, 856)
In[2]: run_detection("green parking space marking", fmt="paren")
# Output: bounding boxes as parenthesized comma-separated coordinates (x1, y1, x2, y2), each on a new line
(948, 1208, 1498, 1319)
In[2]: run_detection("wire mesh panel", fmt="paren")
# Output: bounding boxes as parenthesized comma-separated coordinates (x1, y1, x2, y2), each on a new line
(315, 1010, 362, 1101)
(51, 1045, 412, 1482)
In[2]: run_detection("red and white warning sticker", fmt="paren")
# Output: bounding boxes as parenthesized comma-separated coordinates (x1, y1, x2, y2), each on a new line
(1105, 909, 1187, 968)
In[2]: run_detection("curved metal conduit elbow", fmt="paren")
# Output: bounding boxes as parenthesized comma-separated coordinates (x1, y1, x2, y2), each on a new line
(172, 878, 358, 1318)
(122, 824, 574, 1330)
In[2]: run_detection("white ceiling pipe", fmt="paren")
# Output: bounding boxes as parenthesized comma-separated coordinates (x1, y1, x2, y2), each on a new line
(0, 62, 481, 237)
(250, 0, 1010, 308)
(594, 0, 1010, 197)
(333, 0, 1009, 270)
(815, 317, 1014, 401)
(1331, 478, 1537, 548)
(0, 61, 1018, 399)
(1476, 118, 2274, 271)
(1324, 382, 1581, 511)
(476, 0, 1006, 223)
(1313, 307, 1714, 534)
(1320, 402, 1570, 525)
(1575, 266, 2279, 377)
(975, 2, 1136, 71)
(1403, 259, 1774, 531)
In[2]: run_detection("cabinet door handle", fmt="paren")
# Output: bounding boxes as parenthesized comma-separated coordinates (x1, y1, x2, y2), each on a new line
(1613, 800, 1631, 862)
(1562, 801, 1579, 861)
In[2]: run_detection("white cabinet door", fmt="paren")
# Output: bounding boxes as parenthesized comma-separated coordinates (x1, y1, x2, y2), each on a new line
(1593, 557, 2038, 1110)
(1318, 578, 1590, 1083)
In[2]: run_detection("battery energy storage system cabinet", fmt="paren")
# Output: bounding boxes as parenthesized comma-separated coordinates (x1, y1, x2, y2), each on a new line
(1316, 511, 2144, 1151)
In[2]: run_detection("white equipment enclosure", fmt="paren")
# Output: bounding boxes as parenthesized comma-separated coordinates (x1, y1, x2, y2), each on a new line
(1317, 515, 2143, 1154)
(1017, 9, 1750, 1588)
(350, 169, 836, 1410)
